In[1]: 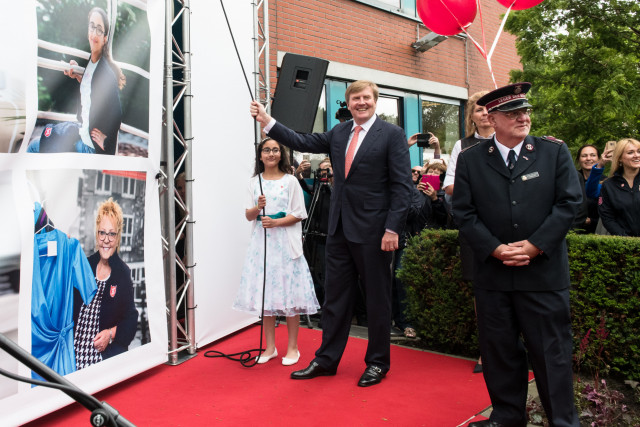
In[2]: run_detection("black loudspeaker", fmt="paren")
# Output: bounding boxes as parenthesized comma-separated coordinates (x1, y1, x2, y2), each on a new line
(271, 53, 330, 134)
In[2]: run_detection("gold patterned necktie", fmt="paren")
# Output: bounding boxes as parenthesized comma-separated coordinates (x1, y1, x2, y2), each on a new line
(345, 125, 362, 176)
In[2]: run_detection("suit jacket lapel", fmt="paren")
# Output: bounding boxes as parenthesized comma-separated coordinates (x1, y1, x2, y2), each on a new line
(485, 140, 511, 179)
(333, 122, 352, 180)
(347, 117, 382, 178)
(511, 135, 537, 178)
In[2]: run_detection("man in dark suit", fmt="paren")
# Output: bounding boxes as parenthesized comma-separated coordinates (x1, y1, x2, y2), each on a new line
(453, 83, 581, 427)
(250, 80, 412, 387)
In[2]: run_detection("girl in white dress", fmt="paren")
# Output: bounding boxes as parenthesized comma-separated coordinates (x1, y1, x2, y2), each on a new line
(234, 138, 319, 366)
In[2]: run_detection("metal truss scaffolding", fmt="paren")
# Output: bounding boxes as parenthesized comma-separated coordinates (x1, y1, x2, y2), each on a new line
(161, 0, 195, 365)
(253, 0, 271, 117)
(160, 0, 270, 364)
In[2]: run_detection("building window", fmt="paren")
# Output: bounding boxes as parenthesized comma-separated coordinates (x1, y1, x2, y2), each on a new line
(95, 172, 111, 194)
(122, 177, 136, 198)
(121, 214, 134, 249)
(376, 95, 401, 126)
(312, 85, 327, 133)
(421, 97, 462, 159)
(351, 0, 418, 18)
(377, 0, 401, 7)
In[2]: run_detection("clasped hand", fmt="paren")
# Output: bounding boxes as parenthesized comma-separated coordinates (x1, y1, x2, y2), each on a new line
(492, 240, 541, 266)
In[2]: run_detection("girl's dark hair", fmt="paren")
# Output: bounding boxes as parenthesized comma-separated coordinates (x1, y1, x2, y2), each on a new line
(253, 138, 291, 176)
(575, 144, 600, 170)
(88, 7, 126, 90)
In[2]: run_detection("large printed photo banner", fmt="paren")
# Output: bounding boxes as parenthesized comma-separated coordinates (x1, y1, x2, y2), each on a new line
(2, 0, 152, 157)
(0, 0, 166, 425)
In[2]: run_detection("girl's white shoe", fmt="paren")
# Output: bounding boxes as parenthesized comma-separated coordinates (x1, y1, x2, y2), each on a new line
(256, 349, 278, 364)
(282, 350, 300, 366)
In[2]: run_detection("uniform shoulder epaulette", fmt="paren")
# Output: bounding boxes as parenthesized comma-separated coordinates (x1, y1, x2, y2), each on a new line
(541, 135, 565, 145)
(460, 141, 481, 153)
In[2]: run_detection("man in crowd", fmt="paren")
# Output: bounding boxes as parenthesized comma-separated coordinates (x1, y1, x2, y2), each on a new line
(452, 83, 582, 427)
(250, 80, 412, 387)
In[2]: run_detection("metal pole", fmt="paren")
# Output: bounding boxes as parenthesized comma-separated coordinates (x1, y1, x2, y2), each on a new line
(163, 0, 178, 365)
(182, 0, 196, 355)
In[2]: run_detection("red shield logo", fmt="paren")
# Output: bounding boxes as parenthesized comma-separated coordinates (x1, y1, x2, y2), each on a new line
(110, 285, 117, 298)
(44, 127, 52, 138)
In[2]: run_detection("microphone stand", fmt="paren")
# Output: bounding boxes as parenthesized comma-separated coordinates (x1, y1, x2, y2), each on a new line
(0, 333, 135, 427)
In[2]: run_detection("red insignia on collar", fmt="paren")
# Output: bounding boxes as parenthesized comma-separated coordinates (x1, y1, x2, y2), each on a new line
(44, 127, 52, 138)
(110, 285, 117, 298)
(525, 144, 534, 151)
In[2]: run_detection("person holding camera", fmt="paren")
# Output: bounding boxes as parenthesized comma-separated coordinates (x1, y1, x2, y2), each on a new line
(417, 161, 449, 229)
(408, 132, 441, 160)
(250, 80, 412, 387)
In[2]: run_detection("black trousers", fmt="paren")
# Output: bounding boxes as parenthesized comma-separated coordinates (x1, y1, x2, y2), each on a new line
(313, 224, 392, 372)
(474, 287, 579, 427)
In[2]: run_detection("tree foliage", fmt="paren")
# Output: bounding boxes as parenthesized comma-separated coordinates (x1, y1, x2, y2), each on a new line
(505, 0, 640, 153)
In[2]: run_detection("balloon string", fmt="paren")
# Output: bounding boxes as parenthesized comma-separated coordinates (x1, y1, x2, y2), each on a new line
(460, 0, 515, 89)
(476, 0, 487, 56)
(487, 2, 513, 62)
(438, 0, 473, 34)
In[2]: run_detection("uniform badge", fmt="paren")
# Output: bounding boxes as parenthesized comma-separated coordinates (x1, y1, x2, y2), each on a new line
(44, 127, 52, 138)
(488, 146, 495, 153)
(514, 85, 522, 94)
(110, 285, 117, 298)
(521, 171, 540, 181)
(598, 197, 603, 206)
(525, 143, 534, 151)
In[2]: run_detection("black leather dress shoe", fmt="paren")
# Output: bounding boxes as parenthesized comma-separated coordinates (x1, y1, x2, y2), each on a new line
(468, 420, 505, 427)
(357, 365, 386, 387)
(290, 361, 336, 379)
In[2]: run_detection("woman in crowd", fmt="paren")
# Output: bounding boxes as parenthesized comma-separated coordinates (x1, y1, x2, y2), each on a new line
(575, 144, 614, 233)
(74, 198, 138, 369)
(599, 138, 640, 236)
(28, 7, 123, 154)
(234, 138, 319, 366)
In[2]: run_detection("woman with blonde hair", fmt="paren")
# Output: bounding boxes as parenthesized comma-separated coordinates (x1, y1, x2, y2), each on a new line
(73, 198, 138, 369)
(598, 138, 640, 236)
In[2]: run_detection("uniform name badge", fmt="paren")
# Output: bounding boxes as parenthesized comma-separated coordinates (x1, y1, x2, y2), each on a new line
(521, 171, 540, 181)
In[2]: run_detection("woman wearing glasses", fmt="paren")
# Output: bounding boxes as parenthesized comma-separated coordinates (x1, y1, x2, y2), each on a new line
(73, 198, 138, 369)
(27, 7, 123, 154)
(234, 138, 319, 366)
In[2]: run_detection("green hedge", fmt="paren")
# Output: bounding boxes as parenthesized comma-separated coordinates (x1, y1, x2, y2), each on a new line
(397, 229, 640, 381)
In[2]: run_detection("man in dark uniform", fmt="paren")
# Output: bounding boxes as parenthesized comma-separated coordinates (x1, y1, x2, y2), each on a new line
(452, 83, 582, 427)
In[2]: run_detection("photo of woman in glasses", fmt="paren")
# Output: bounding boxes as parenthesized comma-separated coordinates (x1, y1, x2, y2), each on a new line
(27, 6, 124, 154)
(73, 198, 138, 369)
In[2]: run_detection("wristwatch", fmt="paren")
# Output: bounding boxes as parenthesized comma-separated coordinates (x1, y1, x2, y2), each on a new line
(108, 329, 113, 345)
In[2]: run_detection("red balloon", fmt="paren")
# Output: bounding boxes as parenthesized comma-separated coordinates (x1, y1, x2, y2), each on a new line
(417, 0, 477, 36)
(495, 0, 545, 10)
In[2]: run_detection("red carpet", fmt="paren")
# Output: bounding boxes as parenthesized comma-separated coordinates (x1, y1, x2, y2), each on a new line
(26, 326, 492, 426)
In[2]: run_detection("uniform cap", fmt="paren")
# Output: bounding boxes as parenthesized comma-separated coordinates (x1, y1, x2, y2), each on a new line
(477, 82, 532, 113)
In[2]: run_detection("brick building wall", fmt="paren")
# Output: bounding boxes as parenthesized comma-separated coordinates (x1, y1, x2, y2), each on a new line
(267, 0, 521, 96)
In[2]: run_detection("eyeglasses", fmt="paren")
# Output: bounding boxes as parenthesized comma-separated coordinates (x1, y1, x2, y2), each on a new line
(98, 230, 117, 241)
(261, 148, 280, 155)
(499, 108, 532, 120)
(89, 23, 105, 36)
(411, 170, 421, 174)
